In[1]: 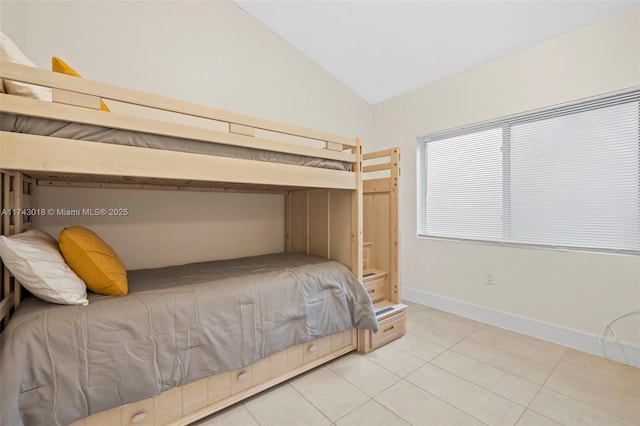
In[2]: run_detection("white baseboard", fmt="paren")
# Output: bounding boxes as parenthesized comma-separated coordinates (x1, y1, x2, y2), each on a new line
(403, 287, 640, 368)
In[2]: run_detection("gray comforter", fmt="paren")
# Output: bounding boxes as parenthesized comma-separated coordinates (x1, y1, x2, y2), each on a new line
(0, 113, 351, 171)
(0, 253, 377, 426)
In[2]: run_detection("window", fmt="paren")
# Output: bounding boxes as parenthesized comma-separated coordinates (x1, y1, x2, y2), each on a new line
(417, 90, 639, 253)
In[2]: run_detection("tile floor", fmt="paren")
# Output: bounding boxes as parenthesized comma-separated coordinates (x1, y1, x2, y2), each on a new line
(193, 302, 640, 426)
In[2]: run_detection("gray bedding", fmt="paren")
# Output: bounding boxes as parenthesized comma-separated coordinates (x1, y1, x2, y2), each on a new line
(0, 253, 377, 426)
(0, 113, 351, 171)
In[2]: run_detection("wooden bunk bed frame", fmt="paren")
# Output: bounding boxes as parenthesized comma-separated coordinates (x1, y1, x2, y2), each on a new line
(0, 60, 366, 425)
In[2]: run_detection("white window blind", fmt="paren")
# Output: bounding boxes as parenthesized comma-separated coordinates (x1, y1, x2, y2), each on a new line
(417, 89, 640, 253)
(421, 128, 503, 241)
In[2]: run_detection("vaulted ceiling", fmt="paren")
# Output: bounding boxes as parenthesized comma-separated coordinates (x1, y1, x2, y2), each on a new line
(235, 1, 638, 104)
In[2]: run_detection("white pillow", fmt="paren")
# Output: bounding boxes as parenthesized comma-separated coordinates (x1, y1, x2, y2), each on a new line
(0, 229, 88, 305)
(0, 32, 52, 101)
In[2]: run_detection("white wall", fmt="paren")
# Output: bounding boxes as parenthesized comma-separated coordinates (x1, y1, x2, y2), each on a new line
(371, 9, 640, 360)
(0, 0, 372, 269)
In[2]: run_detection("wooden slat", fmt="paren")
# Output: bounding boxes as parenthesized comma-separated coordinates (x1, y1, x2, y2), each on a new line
(308, 190, 328, 258)
(363, 178, 391, 194)
(325, 142, 344, 152)
(0, 294, 13, 323)
(0, 95, 356, 163)
(329, 189, 353, 268)
(363, 162, 391, 173)
(36, 179, 289, 194)
(363, 149, 392, 160)
(288, 191, 308, 253)
(52, 88, 100, 109)
(0, 132, 357, 190)
(0, 61, 358, 147)
(229, 123, 255, 137)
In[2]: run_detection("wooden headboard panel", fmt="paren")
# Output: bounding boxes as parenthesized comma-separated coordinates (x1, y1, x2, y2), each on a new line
(1, 171, 33, 327)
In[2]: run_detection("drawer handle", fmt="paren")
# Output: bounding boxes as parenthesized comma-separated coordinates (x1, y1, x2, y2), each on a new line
(130, 412, 147, 424)
(237, 371, 249, 381)
(308, 344, 317, 353)
(368, 289, 375, 293)
(383, 325, 395, 333)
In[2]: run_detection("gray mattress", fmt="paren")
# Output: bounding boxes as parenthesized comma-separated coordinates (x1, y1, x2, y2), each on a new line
(0, 253, 377, 426)
(0, 113, 351, 171)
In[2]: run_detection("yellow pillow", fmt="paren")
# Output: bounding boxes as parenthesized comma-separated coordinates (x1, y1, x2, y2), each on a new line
(51, 56, 110, 111)
(59, 226, 128, 296)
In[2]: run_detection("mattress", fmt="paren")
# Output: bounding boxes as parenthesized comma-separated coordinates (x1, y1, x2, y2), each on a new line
(0, 253, 377, 426)
(0, 113, 351, 171)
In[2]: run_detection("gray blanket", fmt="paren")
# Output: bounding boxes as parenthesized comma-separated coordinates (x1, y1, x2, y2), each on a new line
(0, 253, 377, 426)
(0, 113, 350, 171)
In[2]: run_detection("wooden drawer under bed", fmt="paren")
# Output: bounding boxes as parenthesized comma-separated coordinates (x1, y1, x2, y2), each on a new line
(358, 304, 407, 354)
(70, 329, 356, 426)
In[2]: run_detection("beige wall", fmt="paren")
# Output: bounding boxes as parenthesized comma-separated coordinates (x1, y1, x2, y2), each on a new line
(1, 0, 372, 269)
(371, 9, 640, 348)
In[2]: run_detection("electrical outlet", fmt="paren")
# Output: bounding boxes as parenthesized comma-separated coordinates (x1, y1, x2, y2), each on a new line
(484, 272, 495, 286)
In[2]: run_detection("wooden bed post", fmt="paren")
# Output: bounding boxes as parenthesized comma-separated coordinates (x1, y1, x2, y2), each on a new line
(0, 171, 33, 326)
(352, 138, 363, 280)
(389, 147, 400, 303)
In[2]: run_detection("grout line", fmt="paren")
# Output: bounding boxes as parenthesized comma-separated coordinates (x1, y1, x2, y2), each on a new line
(325, 353, 404, 398)
(417, 359, 528, 413)
(370, 391, 424, 426)
(519, 347, 567, 424)
(404, 326, 466, 349)
(514, 408, 563, 426)
(331, 397, 372, 425)
(464, 330, 567, 369)
(387, 335, 447, 362)
(240, 402, 261, 426)
(538, 370, 640, 424)
(398, 378, 490, 426)
(286, 374, 337, 425)
(450, 334, 555, 386)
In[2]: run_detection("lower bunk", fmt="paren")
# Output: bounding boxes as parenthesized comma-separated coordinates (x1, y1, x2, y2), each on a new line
(0, 252, 377, 426)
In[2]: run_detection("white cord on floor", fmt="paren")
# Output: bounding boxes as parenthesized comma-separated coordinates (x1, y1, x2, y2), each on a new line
(599, 309, 640, 364)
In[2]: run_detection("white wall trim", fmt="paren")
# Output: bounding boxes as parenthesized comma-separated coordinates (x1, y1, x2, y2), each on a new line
(403, 287, 640, 367)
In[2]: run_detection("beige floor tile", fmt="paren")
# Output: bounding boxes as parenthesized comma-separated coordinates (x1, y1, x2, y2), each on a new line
(389, 332, 447, 362)
(452, 337, 554, 384)
(469, 325, 566, 367)
(290, 367, 369, 422)
(529, 388, 636, 426)
(545, 368, 640, 423)
(244, 383, 331, 426)
(406, 363, 525, 425)
(408, 307, 484, 337)
(431, 350, 541, 406)
(515, 410, 562, 426)
(191, 404, 258, 426)
(375, 380, 484, 426)
(335, 400, 410, 426)
(403, 301, 430, 312)
(326, 353, 401, 397)
(405, 317, 465, 348)
(556, 349, 640, 398)
(364, 343, 426, 377)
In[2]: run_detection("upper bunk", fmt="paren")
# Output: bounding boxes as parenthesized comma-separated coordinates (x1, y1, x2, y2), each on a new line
(0, 61, 361, 193)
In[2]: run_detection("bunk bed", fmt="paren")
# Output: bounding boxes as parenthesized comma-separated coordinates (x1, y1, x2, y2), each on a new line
(0, 58, 377, 426)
